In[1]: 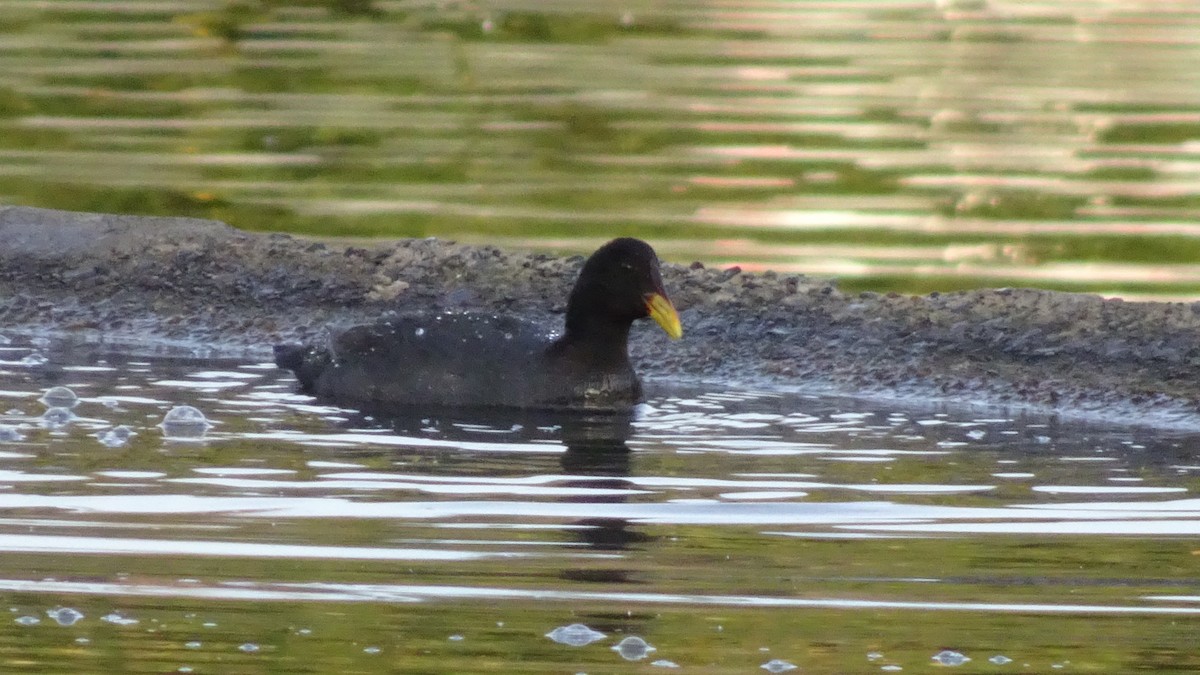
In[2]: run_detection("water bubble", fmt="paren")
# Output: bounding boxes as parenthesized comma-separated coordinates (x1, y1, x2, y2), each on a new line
(19, 353, 48, 367)
(185, 641, 202, 649)
(96, 425, 137, 448)
(762, 659, 798, 673)
(989, 655, 1013, 665)
(881, 666, 903, 672)
(14, 615, 39, 626)
(238, 643, 260, 653)
(612, 636, 656, 661)
(178, 668, 193, 674)
(651, 660, 680, 668)
(414, 327, 425, 337)
(546, 623, 607, 646)
(163, 406, 207, 425)
(448, 634, 464, 642)
(40, 407, 74, 429)
(363, 646, 381, 654)
(161, 406, 210, 440)
(40, 386, 79, 408)
(0, 425, 25, 443)
(100, 612, 139, 626)
(932, 650, 970, 666)
(75, 637, 89, 644)
(867, 651, 884, 661)
(47, 607, 84, 626)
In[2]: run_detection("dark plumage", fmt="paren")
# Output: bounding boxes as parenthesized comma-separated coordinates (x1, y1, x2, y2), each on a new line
(274, 237, 682, 410)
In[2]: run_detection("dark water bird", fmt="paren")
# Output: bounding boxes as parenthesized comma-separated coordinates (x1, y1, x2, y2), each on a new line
(274, 237, 682, 410)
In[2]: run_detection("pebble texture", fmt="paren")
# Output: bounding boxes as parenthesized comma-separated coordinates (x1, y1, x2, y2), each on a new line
(3, 205, 1200, 427)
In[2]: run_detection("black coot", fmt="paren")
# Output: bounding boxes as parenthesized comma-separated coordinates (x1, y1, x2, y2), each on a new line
(274, 237, 682, 409)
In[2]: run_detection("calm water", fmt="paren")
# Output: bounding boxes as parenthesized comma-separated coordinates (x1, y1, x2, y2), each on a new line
(3, 1, 1200, 297)
(3, 337, 1200, 672)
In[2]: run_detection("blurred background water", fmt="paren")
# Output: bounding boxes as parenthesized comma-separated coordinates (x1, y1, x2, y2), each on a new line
(2, 0, 1200, 297)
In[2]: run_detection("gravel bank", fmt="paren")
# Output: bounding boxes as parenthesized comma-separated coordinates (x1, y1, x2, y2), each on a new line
(3, 206, 1199, 427)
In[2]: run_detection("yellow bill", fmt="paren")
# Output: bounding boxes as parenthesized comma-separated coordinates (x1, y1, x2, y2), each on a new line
(645, 293, 683, 339)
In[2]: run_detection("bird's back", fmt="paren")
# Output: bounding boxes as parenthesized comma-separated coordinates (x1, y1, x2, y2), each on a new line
(275, 312, 640, 409)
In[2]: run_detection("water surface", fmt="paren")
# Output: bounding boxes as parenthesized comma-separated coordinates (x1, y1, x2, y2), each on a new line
(3, 338, 1200, 671)
(3, 1, 1200, 297)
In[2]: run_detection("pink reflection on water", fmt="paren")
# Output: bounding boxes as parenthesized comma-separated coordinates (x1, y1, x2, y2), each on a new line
(688, 175, 796, 188)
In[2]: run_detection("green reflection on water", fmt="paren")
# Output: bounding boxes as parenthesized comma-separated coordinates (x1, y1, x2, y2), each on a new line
(3, 541, 1200, 673)
(2, 1, 1200, 297)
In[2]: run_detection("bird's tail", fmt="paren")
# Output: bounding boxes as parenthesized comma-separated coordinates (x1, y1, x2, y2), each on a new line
(273, 343, 329, 392)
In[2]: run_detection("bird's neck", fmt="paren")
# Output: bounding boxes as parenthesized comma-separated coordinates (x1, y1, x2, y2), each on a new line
(545, 300, 641, 404)
(552, 281, 639, 371)
(553, 316, 632, 366)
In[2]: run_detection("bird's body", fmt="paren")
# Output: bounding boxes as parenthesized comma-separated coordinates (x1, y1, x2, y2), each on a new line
(274, 238, 681, 410)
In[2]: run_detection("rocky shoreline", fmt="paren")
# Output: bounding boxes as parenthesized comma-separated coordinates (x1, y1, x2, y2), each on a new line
(3, 205, 1200, 428)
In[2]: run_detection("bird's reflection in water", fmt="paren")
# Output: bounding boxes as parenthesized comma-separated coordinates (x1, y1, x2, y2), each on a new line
(344, 404, 643, 562)
(555, 410, 647, 560)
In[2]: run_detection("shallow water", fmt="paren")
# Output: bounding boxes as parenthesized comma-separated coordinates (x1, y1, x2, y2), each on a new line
(3, 1, 1200, 297)
(2, 338, 1200, 672)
